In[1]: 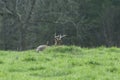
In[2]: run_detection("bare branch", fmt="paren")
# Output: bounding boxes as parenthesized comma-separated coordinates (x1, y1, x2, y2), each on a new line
(1, 0, 13, 14)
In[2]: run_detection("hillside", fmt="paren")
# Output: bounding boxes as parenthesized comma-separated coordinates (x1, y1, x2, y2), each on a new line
(0, 46, 120, 80)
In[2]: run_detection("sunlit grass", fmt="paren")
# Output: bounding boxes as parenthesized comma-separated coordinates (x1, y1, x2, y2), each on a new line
(0, 46, 120, 80)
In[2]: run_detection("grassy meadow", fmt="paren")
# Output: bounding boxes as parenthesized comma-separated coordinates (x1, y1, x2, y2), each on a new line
(0, 46, 120, 80)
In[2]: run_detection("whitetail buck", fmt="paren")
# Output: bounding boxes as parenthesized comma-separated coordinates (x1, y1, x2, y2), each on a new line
(54, 34, 66, 45)
(36, 41, 48, 52)
(36, 34, 66, 52)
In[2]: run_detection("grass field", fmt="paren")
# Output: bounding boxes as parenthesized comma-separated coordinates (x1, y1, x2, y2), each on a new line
(0, 46, 120, 80)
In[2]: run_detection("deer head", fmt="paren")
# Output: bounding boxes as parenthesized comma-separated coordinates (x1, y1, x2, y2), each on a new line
(54, 34, 66, 45)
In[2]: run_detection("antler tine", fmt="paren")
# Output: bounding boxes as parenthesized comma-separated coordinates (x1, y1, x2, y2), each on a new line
(54, 33, 56, 37)
(59, 34, 62, 39)
(61, 34, 66, 38)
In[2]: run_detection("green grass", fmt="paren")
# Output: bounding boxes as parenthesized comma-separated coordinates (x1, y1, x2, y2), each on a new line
(0, 46, 120, 80)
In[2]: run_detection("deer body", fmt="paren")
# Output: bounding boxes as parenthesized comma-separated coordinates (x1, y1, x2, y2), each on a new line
(36, 45, 48, 52)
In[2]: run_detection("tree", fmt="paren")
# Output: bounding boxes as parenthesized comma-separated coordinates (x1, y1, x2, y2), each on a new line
(0, 0, 120, 50)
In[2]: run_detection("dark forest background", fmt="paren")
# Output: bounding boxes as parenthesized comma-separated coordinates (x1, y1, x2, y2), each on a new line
(0, 0, 120, 50)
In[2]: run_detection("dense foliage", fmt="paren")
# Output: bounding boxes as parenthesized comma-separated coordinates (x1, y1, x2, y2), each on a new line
(0, 0, 120, 50)
(0, 46, 120, 80)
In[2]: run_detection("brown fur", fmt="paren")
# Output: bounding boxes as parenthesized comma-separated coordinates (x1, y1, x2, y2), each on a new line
(36, 45, 48, 52)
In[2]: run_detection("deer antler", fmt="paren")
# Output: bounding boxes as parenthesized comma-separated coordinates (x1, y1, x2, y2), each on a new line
(60, 34, 66, 38)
